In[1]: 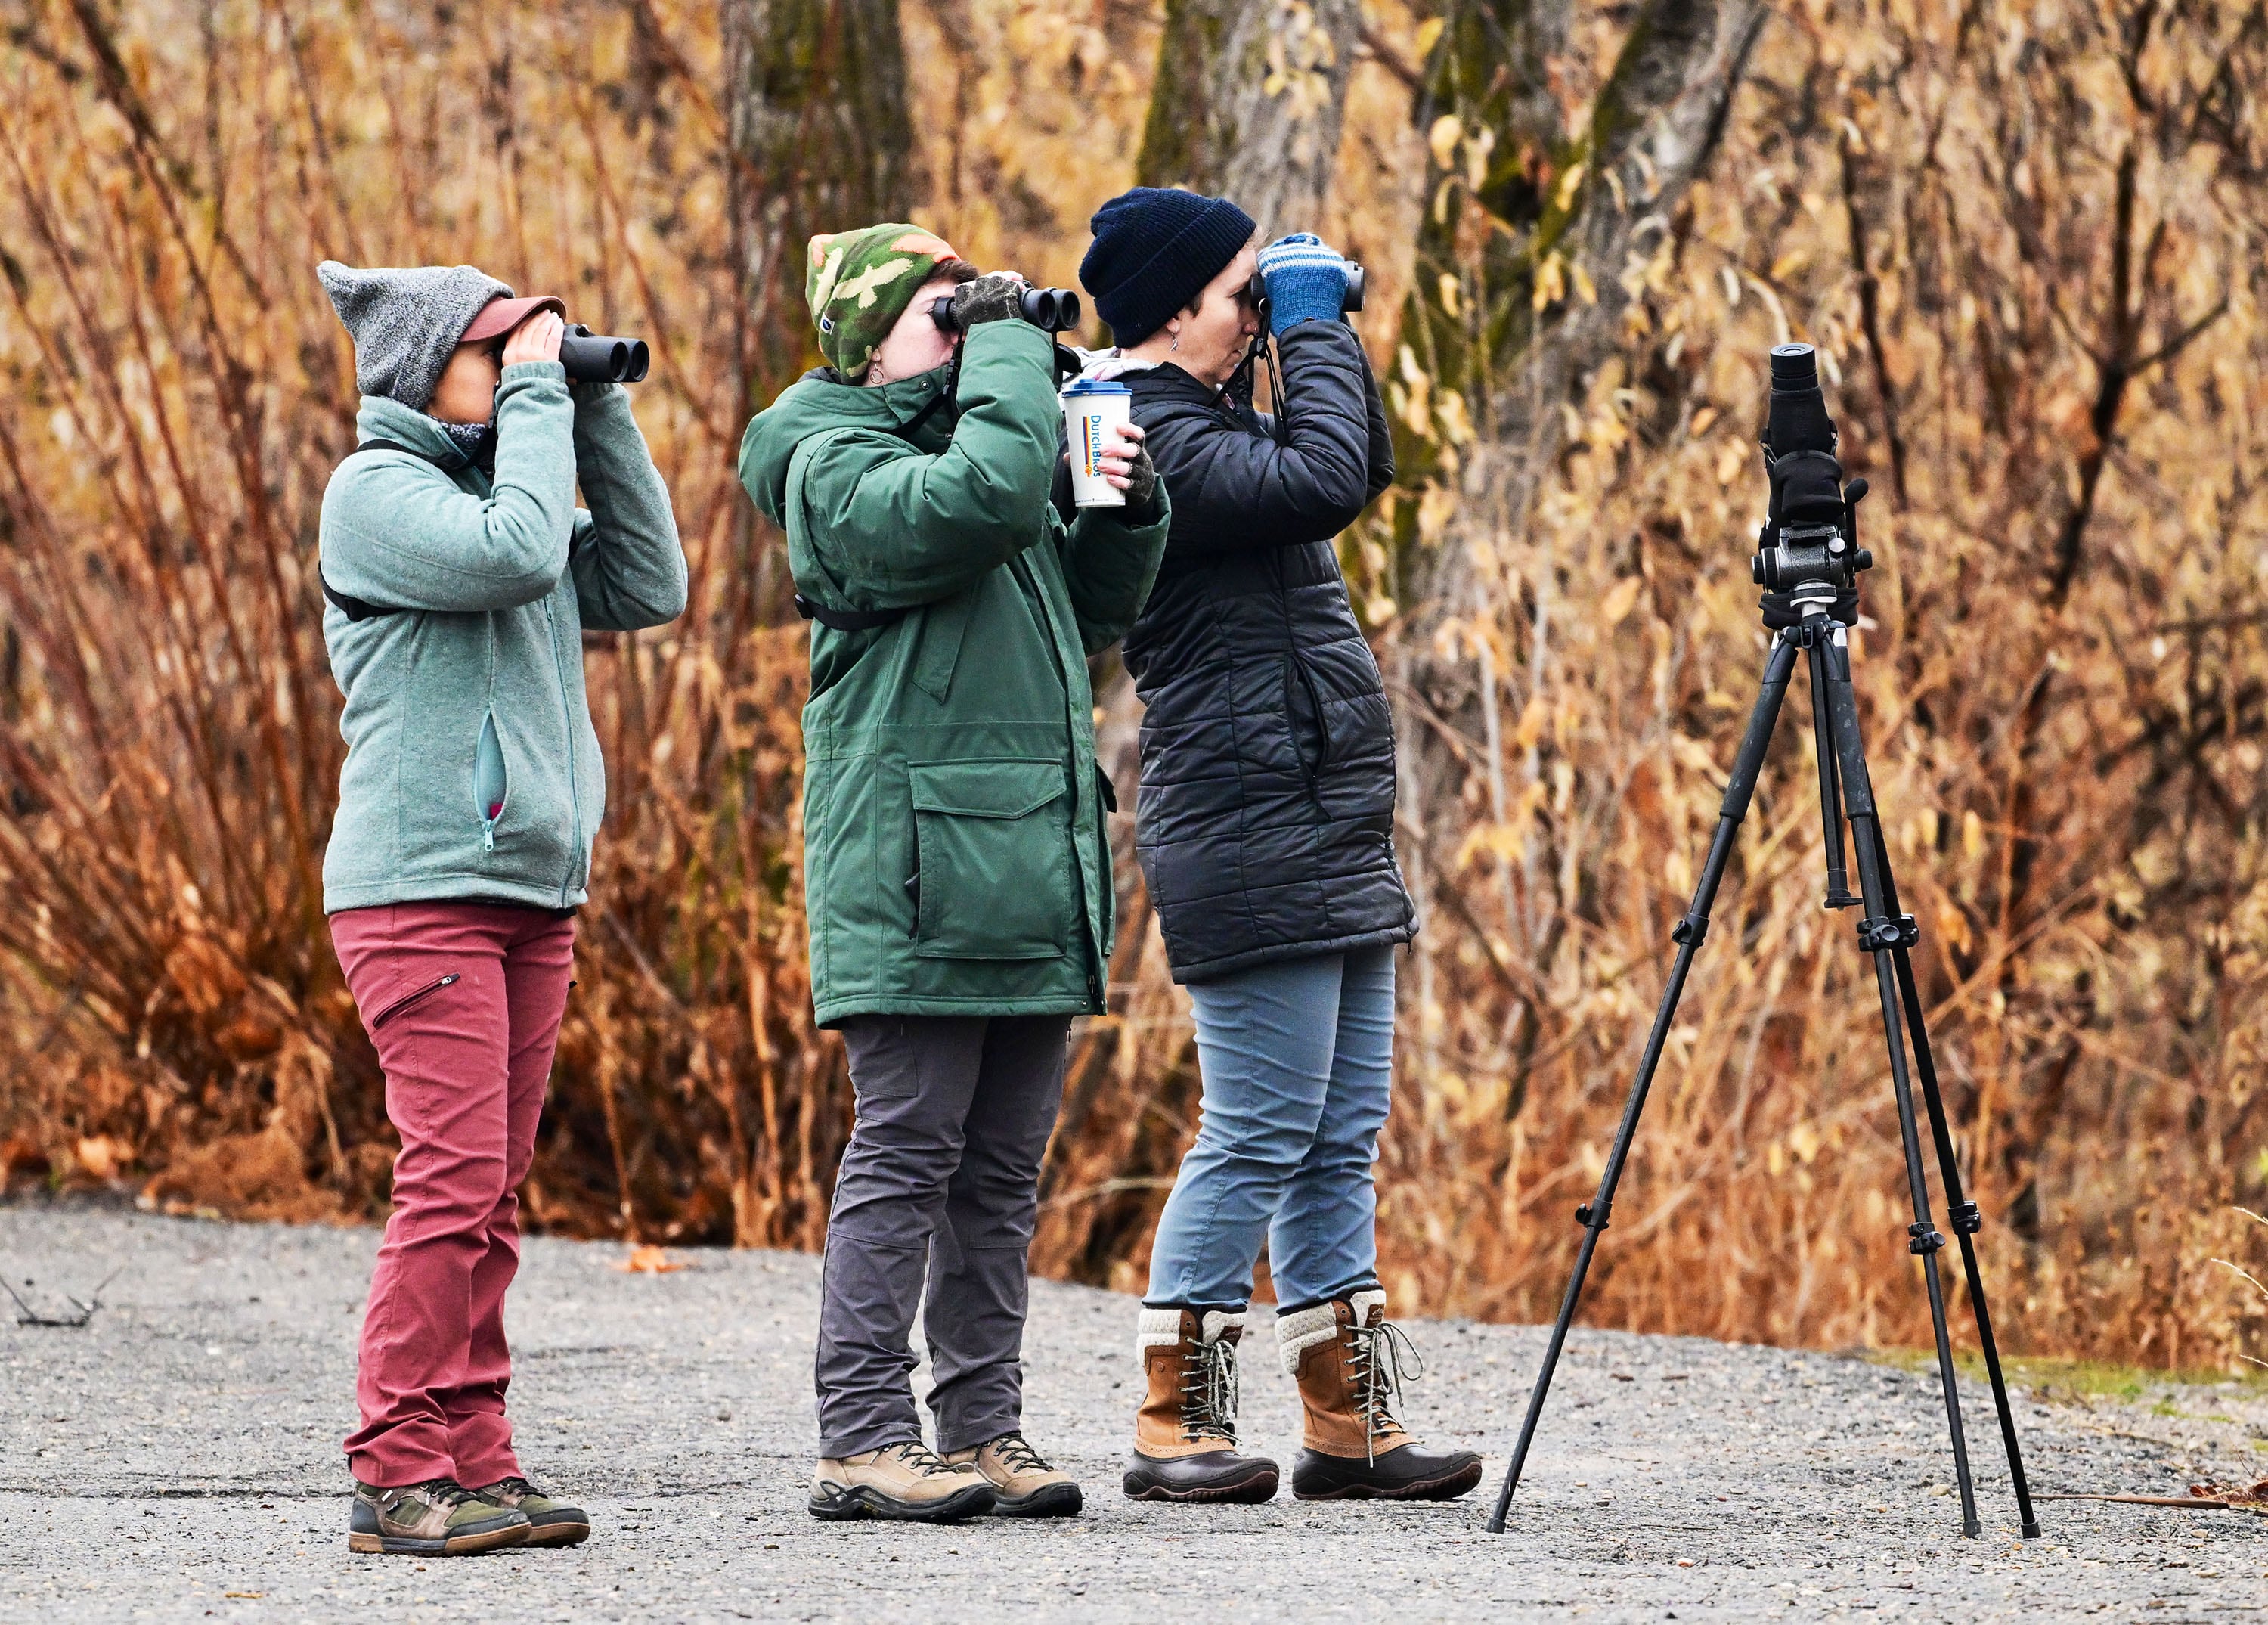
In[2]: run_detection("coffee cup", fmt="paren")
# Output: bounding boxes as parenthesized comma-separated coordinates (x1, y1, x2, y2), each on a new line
(1061, 377, 1133, 508)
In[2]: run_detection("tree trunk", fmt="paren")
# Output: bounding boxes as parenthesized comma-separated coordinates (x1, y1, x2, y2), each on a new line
(1399, 0, 1572, 431)
(1385, 0, 1768, 1090)
(1136, 0, 1365, 237)
(724, 0, 916, 405)
(1399, 0, 1768, 572)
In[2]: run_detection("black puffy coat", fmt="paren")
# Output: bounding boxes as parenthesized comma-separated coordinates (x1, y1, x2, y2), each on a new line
(1117, 320, 1416, 983)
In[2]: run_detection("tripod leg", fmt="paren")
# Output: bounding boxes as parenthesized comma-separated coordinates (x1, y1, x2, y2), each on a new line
(1806, 635, 1859, 909)
(1864, 818, 2042, 1538)
(1816, 627, 1982, 1538)
(1486, 631, 1802, 1534)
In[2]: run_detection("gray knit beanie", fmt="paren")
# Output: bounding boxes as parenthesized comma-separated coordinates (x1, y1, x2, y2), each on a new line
(316, 260, 513, 411)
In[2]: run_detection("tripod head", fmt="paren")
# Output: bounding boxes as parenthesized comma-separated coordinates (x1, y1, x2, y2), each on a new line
(1750, 344, 1870, 623)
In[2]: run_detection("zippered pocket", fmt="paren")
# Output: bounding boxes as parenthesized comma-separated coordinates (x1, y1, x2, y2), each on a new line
(369, 973, 459, 1031)
(475, 712, 509, 852)
(1295, 656, 1333, 773)
(1284, 654, 1328, 782)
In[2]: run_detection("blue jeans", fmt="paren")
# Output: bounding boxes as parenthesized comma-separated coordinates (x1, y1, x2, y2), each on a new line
(1145, 947, 1396, 1310)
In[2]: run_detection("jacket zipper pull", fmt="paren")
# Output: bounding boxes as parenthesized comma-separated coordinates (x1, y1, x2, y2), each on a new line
(482, 799, 502, 852)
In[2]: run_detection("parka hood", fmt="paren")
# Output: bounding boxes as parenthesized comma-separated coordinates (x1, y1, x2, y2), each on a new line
(1066, 346, 1163, 385)
(737, 361, 957, 528)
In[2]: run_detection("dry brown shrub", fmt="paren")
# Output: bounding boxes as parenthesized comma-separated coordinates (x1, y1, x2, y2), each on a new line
(0, 0, 2260, 1371)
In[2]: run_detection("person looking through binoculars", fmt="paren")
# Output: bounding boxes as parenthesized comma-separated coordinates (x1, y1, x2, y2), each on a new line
(1074, 189, 1480, 1505)
(737, 224, 1170, 1522)
(312, 261, 687, 1555)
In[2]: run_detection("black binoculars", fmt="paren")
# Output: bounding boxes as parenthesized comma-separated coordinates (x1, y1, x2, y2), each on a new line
(558, 324, 650, 384)
(1245, 262, 1367, 315)
(930, 286, 1083, 333)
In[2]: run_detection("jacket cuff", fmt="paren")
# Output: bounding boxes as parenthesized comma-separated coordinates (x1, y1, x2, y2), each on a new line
(569, 380, 634, 436)
(959, 316, 1054, 371)
(499, 359, 568, 391)
(1095, 483, 1170, 533)
(1275, 318, 1361, 352)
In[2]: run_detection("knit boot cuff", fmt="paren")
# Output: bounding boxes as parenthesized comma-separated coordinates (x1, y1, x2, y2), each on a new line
(1276, 1303, 1337, 1375)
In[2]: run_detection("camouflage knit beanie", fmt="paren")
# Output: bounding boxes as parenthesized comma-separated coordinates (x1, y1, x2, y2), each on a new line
(804, 224, 959, 379)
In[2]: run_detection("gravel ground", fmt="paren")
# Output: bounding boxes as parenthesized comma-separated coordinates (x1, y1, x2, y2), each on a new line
(1, 1202, 2262, 1623)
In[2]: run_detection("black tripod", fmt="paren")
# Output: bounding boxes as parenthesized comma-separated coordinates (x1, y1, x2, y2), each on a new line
(1483, 571, 2042, 1542)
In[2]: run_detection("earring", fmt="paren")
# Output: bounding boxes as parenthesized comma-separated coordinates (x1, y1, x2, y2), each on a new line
(1170, 329, 1180, 352)
(869, 356, 888, 384)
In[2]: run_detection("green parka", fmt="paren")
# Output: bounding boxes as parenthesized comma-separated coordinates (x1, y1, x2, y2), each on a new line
(737, 320, 1168, 1026)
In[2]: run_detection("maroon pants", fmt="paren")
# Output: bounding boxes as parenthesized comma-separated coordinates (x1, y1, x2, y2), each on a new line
(331, 901, 576, 1488)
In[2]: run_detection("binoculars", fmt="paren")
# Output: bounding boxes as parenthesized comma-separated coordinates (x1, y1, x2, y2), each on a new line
(558, 324, 651, 384)
(930, 286, 1084, 333)
(1245, 262, 1367, 315)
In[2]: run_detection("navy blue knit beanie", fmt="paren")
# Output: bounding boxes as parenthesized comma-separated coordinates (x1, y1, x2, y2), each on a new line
(1079, 188, 1257, 347)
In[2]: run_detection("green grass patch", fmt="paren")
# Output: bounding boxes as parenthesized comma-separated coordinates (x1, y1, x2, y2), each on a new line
(1862, 1349, 2264, 1403)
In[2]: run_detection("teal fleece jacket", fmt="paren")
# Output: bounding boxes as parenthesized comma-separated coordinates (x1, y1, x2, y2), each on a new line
(318, 361, 687, 913)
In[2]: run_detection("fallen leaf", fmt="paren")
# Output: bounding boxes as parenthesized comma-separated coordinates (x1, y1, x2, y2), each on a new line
(2190, 1479, 2268, 1504)
(75, 1135, 126, 1181)
(615, 1244, 690, 1274)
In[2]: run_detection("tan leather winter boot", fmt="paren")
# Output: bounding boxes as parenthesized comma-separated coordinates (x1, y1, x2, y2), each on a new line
(1121, 1306, 1280, 1503)
(1278, 1288, 1483, 1500)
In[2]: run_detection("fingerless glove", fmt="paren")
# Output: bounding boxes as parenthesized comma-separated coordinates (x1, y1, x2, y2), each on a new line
(1120, 441, 1159, 522)
(949, 273, 1026, 329)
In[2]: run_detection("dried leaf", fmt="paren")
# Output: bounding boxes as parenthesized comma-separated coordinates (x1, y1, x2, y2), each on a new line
(615, 1245, 691, 1275)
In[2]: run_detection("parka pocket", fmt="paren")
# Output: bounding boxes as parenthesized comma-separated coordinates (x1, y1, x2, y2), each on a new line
(909, 758, 1070, 960)
(474, 712, 510, 853)
(1284, 653, 1329, 780)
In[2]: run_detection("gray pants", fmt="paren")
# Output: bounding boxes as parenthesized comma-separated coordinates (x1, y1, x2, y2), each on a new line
(816, 1013, 1070, 1458)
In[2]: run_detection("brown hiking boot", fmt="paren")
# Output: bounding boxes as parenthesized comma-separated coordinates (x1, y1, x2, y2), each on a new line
(809, 1440, 996, 1522)
(1279, 1289, 1483, 1501)
(942, 1431, 1082, 1518)
(347, 1478, 531, 1555)
(1122, 1307, 1280, 1503)
(469, 1474, 590, 1548)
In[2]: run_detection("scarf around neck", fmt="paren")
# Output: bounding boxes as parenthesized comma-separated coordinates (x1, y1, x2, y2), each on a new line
(437, 417, 497, 471)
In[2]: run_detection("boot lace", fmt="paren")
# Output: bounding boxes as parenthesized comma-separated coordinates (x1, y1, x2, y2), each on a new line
(1179, 1333, 1241, 1444)
(1345, 1316, 1424, 1463)
(398, 1478, 482, 1510)
(987, 1432, 1054, 1475)
(878, 1440, 958, 1476)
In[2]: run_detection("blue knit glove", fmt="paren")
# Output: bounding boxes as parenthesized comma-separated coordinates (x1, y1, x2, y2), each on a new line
(1256, 234, 1349, 334)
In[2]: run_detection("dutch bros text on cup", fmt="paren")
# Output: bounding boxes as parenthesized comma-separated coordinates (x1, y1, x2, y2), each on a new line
(1061, 377, 1132, 508)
